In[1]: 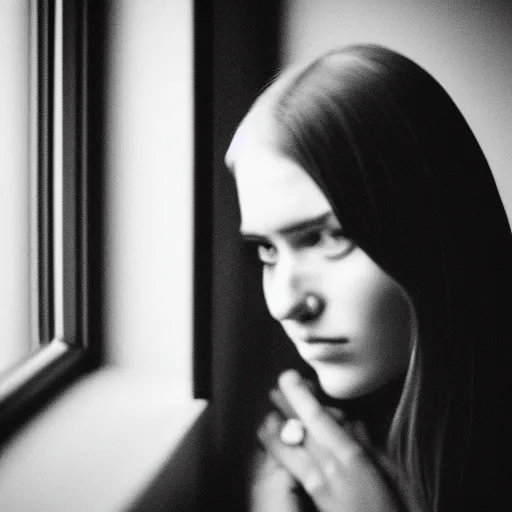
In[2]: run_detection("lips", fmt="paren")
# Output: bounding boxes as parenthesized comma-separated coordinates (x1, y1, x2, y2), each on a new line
(305, 337, 349, 344)
(293, 337, 352, 363)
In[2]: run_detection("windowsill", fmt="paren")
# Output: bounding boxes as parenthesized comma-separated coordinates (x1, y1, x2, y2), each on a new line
(0, 366, 207, 512)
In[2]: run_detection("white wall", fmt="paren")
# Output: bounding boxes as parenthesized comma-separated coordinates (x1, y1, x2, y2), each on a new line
(0, 0, 30, 374)
(282, 0, 512, 220)
(104, 0, 194, 393)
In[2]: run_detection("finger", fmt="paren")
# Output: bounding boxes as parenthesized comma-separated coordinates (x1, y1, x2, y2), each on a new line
(257, 411, 327, 497)
(250, 449, 303, 512)
(269, 388, 297, 419)
(270, 386, 346, 424)
(250, 448, 296, 495)
(278, 370, 368, 467)
(269, 385, 348, 474)
(265, 392, 342, 481)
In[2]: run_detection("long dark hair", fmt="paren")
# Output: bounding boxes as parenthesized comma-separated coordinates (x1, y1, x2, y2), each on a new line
(227, 44, 511, 511)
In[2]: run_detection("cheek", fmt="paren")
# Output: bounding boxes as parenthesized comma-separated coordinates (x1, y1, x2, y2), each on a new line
(262, 266, 282, 319)
(327, 254, 414, 356)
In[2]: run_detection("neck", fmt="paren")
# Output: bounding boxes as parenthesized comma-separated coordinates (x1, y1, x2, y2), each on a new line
(318, 376, 405, 450)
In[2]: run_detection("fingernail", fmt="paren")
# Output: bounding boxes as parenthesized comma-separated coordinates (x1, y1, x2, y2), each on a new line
(278, 369, 301, 387)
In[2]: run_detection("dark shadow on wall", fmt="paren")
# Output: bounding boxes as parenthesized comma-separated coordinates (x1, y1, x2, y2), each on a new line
(205, 1, 316, 510)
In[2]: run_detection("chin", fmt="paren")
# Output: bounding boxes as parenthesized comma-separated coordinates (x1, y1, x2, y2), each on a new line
(313, 363, 385, 399)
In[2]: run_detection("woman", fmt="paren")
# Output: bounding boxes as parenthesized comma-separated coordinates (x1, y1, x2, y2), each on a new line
(225, 45, 511, 511)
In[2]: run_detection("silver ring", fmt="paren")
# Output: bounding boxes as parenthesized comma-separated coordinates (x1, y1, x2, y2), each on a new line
(280, 418, 306, 446)
(304, 294, 322, 316)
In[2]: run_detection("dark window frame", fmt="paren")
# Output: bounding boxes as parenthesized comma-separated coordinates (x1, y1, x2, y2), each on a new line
(0, 0, 97, 440)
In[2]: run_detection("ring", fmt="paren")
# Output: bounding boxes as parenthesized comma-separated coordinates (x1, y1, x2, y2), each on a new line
(280, 418, 306, 446)
(304, 294, 322, 316)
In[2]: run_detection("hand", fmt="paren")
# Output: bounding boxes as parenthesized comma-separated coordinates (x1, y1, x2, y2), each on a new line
(257, 370, 401, 512)
(249, 447, 305, 512)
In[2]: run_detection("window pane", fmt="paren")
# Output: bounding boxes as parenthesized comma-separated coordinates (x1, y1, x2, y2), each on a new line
(0, 0, 30, 374)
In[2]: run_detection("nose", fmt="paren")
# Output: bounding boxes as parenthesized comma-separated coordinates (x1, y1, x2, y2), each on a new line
(263, 255, 324, 323)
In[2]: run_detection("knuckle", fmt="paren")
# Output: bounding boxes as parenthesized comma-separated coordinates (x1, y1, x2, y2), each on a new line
(303, 471, 326, 495)
(323, 458, 340, 479)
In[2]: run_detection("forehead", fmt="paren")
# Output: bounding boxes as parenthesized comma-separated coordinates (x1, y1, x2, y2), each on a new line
(232, 145, 332, 235)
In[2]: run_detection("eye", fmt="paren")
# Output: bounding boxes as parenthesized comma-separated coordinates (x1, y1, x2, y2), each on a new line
(257, 242, 278, 266)
(242, 237, 278, 267)
(319, 228, 354, 258)
(301, 231, 322, 247)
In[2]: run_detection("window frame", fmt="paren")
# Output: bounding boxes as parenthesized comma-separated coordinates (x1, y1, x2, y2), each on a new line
(0, 0, 94, 438)
(192, 0, 213, 399)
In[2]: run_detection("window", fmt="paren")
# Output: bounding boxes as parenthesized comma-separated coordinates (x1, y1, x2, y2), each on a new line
(0, 0, 93, 436)
(0, 3, 206, 510)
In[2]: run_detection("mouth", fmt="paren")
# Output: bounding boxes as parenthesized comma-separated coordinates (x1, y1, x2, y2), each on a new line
(305, 337, 349, 344)
(294, 337, 352, 363)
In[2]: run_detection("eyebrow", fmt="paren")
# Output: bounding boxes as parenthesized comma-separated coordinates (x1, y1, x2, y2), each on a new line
(240, 211, 335, 240)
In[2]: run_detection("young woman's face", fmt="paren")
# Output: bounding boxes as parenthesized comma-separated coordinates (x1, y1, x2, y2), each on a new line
(232, 144, 415, 399)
